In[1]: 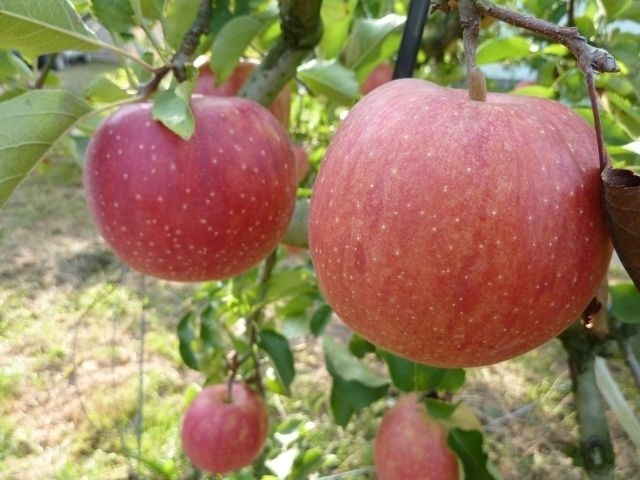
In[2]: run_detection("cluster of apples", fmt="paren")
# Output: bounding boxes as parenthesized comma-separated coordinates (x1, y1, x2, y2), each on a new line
(84, 55, 611, 475)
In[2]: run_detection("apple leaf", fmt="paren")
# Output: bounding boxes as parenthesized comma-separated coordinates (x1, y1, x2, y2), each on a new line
(341, 14, 405, 74)
(162, 0, 200, 50)
(0, 0, 100, 56)
(89, 0, 135, 33)
(211, 14, 277, 85)
(323, 336, 389, 426)
(130, 0, 165, 21)
(610, 282, 640, 324)
(423, 397, 457, 420)
(309, 304, 332, 337)
(152, 81, 195, 140)
(297, 59, 359, 105)
(176, 306, 227, 380)
(0, 89, 91, 210)
(602, 166, 640, 290)
(319, 0, 357, 59)
(476, 36, 532, 65)
(447, 428, 502, 480)
(600, 0, 629, 19)
(595, 357, 640, 450)
(379, 350, 466, 393)
(264, 267, 317, 305)
(258, 328, 295, 394)
(615, 1, 640, 22)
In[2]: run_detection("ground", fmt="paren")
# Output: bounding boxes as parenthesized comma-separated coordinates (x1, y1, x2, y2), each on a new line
(0, 68, 638, 479)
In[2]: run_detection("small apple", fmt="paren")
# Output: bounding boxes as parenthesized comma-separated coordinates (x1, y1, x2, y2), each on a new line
(195, 60, 291, 128)
(84, 96, 297, 282)
(292, 143, 311, 183)
(374, 394, 460, 480)
(309, 78, 612, 367)
(360, 62, 394, 95)
(181, 383, 269, 474)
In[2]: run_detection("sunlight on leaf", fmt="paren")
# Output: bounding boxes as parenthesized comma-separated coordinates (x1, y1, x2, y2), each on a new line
(0, 0, 100, 56)
(0, 89, 91, 209)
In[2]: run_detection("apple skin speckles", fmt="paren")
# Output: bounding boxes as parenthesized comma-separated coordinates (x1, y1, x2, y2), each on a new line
(309, 78, 612, 368)
(84, 96, 297, 282)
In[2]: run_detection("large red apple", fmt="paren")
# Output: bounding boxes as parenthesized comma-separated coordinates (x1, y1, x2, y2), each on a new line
(195, 60, 291, 128)
(309, 78, 612, 367)
(181, 383, 269, 474)
(84, 96, 297, 282)
(374, 393, 459, 480)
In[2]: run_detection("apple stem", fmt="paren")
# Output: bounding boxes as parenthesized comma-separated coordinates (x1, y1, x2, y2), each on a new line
(171, 0, 212, 83)
(458, 0, 486, 102)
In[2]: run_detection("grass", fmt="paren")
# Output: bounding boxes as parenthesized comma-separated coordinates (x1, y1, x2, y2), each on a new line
(0, 65, 638, 480)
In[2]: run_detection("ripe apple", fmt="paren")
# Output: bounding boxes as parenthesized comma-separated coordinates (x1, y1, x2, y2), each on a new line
(195, 60, 291, 128)
(292, 143, 311, 183)
(309, 78, 612, 367)
(84, 96, 297, 282)
(181, 383, 269, 474)
(374, 393, 460, 480)
(360, 62, 394, 95)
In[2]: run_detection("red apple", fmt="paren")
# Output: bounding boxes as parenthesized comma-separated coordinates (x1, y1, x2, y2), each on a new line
(181, 383, 269, 474)
(84, 96, 297, 282)
(292, 143, 311, 183)
(195, 60, 291, 128)
(309, 78, 612, 367)
(360, 62, 394, 95)
(374, 393, 459, 480)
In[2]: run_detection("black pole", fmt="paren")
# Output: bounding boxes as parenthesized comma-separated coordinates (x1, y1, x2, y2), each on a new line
(393, 0, 431, 79)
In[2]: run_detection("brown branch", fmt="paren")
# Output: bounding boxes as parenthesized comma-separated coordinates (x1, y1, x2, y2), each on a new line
(475, 0, 618, 74)
(458, 0, 487, 101)
(171, 0, 212, 82)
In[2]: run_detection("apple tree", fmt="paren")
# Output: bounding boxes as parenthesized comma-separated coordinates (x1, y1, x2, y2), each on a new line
(0, 0, 639, 478)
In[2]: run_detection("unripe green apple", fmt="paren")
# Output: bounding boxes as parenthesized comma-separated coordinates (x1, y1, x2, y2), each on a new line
(181, 383, 269, 474)
(374, 393, 460, 480)
(84, 96, 297, 282)
(309, 78, 612, 367)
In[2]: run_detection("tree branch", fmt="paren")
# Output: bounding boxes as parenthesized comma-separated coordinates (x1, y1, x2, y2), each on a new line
(239, 0, 323, 107)
(559, 322, 615, 480)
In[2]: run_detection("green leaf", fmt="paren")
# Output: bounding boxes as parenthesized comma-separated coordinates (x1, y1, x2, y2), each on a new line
(595, 357, 640, 450)
(319, 0, 357, 59)
(265, 268, 316, 304)
(0, 89, 91, 209)
(177, 312, 200, 370)
(476, 37, 531, 65)
(135, 0, 166, 20)
(151, 82, 195, 140)
(349, 334, 376, 358)
(0, 0, 100, 56)
(310, 304, 332, 337)
(424, 398, 457, 420)
(290, 448, 324, 480)
(211, 14, 276, 85)
(342, 14, 405, 71)
(323, 336, 389, 426)
(601, 0, 629, 19)
(84, 75, 132, 104)
(259, 329, 295, 394)
(162, 0, 200, 50)
(379, 350, 466, 393)
(447, 428, 502, 480)
(615, 1, 640, 21)
(297, 59, 359, 105)
(610, 282, 640, 324)
(90, 0, 135, 33)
